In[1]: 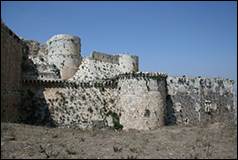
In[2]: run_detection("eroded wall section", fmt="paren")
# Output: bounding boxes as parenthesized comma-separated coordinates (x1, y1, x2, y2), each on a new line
(166, 76, 235, 125)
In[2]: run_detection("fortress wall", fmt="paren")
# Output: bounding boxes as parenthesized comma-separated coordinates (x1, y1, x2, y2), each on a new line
(35, 64, 60, 80)
(116, 73, 167, 130)
(91, 51, 119, 64)
(1, 22, 26, 122)
(20, 73, 168, 131)
(118, 54, 139, 73)
(166, 76, 235, 125)
(47, 34, 82, 80)
(22, 40, 60, 80)
(90, 52, 139, 73)
(69, 58, 121, 82)
(19, 73, 235, 130)
(21, 80, 120, 129)
(43, 87, 119, 129)
(20, 84, 52, 125)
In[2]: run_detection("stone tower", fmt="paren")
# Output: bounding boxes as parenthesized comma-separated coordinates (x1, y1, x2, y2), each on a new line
(47, 34, 82, 80)
(116, 73, 167, 130)
(118, 54, 139, 73)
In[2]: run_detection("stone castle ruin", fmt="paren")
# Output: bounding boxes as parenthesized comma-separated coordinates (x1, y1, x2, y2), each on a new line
(1, 21, 236, 130)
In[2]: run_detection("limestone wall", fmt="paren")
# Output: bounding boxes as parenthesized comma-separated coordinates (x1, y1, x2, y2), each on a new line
(22, 39, 60, 80)
(20, 73, 168, 130)
(166, 76, 235, 125)
(21, 79, 120, 129)
(20, 85, 52, 125)
(118, 54, 139, 73)
(44, 87, 119, 129)
(1, 22, 26, 122)
(19, 73, 236, 130)
(69, 58, 121, 82)
(116, 73, 167, 130)
(69, 53, 139, 83)
(91, 51, 119, 64)
(47, 34, 82, 80)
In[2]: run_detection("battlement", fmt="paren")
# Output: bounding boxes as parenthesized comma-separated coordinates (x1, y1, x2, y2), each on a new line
(22, 72, 167, 89)
(22, 78, 118, 89)
(116, 72, 167, 80)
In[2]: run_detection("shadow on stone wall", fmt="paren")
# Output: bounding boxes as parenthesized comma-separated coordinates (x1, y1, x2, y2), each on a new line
(19, 86, 55, 127)
(164, 78, 177, 125)
(20, 56, 56, 127)
(165, 95, 177, 125)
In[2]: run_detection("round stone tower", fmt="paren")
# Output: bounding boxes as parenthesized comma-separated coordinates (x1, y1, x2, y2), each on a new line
(115, 73, 167, 130)
(47, 34, 82, 80)
(118, 54, 139, 73)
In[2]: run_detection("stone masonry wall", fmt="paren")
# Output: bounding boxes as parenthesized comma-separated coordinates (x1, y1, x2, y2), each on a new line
(22, 40, 60, 80)
(44, 87, 119, 129)
(21, 80, 121, 129)
(20, 73, 168, 130)
(20, 73, 236, 130)
(91, 51, 119, 64)
(69, 58, 121, 82)
(118, 54, 139, 73)
(116, 73, 167, 130)
(2, 23, 235, 129)
(1, 22, 26, 122)
(166, 76, 235, 125)
(69, 53, 139, 82)
(47, 34, 82, 80)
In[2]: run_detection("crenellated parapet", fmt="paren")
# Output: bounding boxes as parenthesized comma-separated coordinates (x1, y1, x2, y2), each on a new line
(22, 71, 168, 89)
(22, 78, 118, 89)
(115, 72, 167, 80)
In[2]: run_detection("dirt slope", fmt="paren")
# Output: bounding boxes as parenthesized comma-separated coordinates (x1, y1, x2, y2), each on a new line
(1, 122, 237, 159)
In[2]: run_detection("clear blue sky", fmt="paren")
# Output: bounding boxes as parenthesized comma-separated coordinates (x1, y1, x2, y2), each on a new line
(1, 2, 237, 85)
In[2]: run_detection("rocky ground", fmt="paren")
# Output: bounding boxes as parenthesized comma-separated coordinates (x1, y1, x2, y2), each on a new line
(1, 122, 237, 159)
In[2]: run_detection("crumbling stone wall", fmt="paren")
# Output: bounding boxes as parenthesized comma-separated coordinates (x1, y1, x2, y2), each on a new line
(166, 76, 235, 125)
(22, 40, 60, 80)
(1, 22, 26, 122)
(70, 53, 139, 82)
(69, 58, 121, 82)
